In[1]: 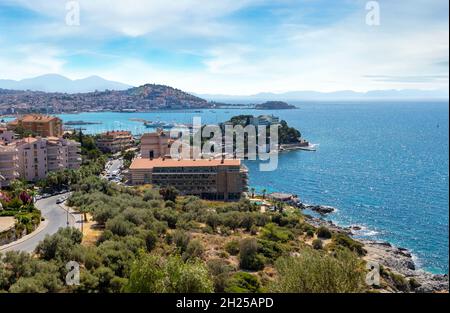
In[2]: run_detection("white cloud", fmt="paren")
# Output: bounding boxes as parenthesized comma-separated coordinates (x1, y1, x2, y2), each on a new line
(0, 44, 65, 80)
(2, 0, 448, 94)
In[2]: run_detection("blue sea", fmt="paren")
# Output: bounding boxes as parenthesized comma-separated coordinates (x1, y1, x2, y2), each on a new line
(55, 101, 449, 274)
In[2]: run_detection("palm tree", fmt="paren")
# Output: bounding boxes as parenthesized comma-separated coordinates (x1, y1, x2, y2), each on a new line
(250, 187, 255, 198)
(262, 188, 267, 199)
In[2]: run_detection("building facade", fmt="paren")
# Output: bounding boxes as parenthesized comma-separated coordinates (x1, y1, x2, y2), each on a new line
(96, 130, 133, 153)
(129, 158, 248, 200)
(140, 130, 173, 159)
(7, 114, 63, 137)
(0, 137, 81, 185)
(0, 128, 16, 144)
(0, 145, 20, 188)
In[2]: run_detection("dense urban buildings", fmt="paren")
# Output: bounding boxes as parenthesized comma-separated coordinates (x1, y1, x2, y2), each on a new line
(96, 130, 133, 153)
(0, 115, 81, 187)
(129, 157, 248, 200)
(0, 136, 81, 185)
(7, 114, 63, 137)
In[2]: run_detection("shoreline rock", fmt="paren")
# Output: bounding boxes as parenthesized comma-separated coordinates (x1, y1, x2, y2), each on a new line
(303, 215, 449, 293)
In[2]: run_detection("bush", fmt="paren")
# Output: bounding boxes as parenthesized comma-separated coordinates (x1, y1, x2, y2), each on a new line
(332, 234, 366, 256)
(207, 259, 234, 292)
(225, 272, 262, 293)
(35, 227, 82, 261)
(144, 231, 158, 252)
(257, 239, 285, 262)
(159, 186, 179, 202)
(143, 189, 161, 201)
(182, 239, 204, 261)
(260, 223, 293, 242)
(312, 239, 323, 250)
(306, 229, 315, 238)
(124, 253, 214, 293)
(316, 226, 332, 239)
(106, 216, 136, 237)
(224, 240, 240, 256)
(173, 230, 191, 253)
(239, 238, 265, 271)
(270, 248, 365, 293)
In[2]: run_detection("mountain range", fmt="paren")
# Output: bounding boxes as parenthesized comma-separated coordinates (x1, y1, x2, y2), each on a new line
(0, 74, 447, 102)
(197, 89, 449, 103)
(0, 74, 132, 93)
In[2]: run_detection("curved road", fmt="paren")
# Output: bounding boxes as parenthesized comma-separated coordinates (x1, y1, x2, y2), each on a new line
(0, 193, 75, 253)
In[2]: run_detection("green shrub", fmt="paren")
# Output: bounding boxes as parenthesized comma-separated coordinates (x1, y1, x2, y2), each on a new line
(239, 238, 265, 271)
(257, 239, 284, 262)
(173, 230, 191, 253)
(225, 272, 262, 293)
(182, 239, 204, 261)
(270, 248, 365, 293)
(332, 234, 366, 256)
(306, 229, 315, 238)
(124, 253, 213, 293)
(224, 240, 240, 256)
(312, 239, 323, 250)
(409, 278, 421, 290)
(260, 223, 293, 242)
(207, 259, 234, 292)
(144, 231, 158, 252)
(316, 226, 332, 239)
(106, 216, 136, 237)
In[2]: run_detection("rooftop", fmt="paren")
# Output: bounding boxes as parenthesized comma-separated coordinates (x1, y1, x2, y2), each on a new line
(130, 157, 241, 170)
(100, 130, 132, 137)
(15, 114, 59, 123)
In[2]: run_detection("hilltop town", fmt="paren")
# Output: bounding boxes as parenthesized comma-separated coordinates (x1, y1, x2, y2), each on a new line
(0, 84, 212, 114)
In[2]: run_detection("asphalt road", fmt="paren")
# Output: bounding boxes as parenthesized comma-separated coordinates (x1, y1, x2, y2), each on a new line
(0, 193, 74, 253)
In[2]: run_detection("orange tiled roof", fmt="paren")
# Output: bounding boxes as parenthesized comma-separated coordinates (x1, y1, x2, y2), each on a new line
(20, 114, 59, 122)
(102, 130, 132, 137)
(130, 157, 241, 170)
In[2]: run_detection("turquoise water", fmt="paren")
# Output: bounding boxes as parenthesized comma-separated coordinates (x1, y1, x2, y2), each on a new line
(57, 101, 449, 274)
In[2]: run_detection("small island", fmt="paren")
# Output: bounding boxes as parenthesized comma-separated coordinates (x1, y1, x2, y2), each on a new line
(255, 101, 296, 110)
(223, 114, 313, 151)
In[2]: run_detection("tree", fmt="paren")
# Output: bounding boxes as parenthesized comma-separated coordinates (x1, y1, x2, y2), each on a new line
(270, 248, 365, 293)
(124, 253, 214, 293)
(9, 180, 28, 197)
(159, 186, 179, 202)
(35, 227, 82, 261)
(239, 238, 264, 271)
(261, 189, 266, 199)
(250, 188, 255, 198)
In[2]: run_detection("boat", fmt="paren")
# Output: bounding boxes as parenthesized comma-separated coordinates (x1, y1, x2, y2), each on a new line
(144, 121, 176, 129)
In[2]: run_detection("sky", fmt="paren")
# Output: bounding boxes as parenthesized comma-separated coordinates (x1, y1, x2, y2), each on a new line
(0, 0, 448, 95)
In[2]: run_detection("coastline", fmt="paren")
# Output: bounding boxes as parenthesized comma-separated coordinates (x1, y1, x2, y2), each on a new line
(304, 214, 449, 292)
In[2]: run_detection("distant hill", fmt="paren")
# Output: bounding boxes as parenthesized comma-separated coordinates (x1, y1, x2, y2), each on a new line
(198, 89, 449, 103)
(0, 83, 210, 114)
(255, 101, 296, 110)
(0, 74, 132, 93)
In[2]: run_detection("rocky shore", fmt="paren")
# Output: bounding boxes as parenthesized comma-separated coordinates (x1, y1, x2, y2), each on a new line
(304, 215, 449, 293)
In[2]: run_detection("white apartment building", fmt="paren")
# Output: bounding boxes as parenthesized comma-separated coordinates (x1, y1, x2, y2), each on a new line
(0, 145, 19, 188)
(0, 136, 81, 186)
